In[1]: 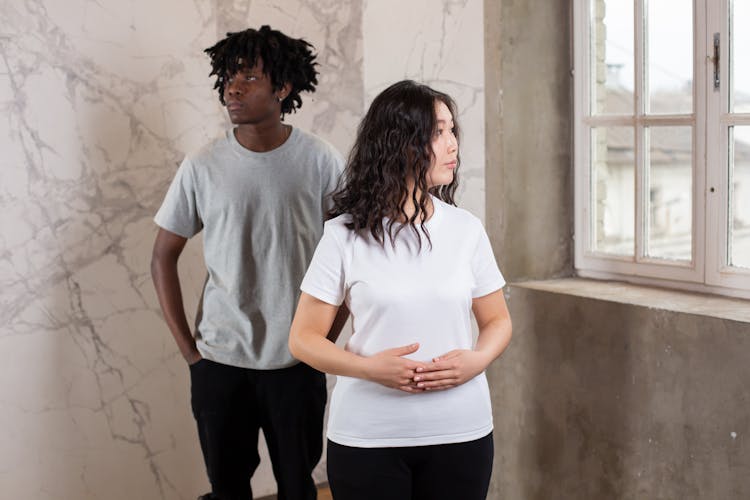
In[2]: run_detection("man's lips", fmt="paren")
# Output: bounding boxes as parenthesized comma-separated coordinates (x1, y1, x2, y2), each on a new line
(226, 102, 243, 112)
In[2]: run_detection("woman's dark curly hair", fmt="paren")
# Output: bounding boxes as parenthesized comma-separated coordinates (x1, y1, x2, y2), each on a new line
(329, 80, 460, 249)
(204, 25, 318, 115)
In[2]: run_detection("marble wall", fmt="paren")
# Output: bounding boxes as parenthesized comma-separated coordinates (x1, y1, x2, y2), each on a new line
(0, 0, 484, 498)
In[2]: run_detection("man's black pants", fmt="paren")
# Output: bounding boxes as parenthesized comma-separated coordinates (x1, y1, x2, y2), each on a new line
(190, 359, 327, 500)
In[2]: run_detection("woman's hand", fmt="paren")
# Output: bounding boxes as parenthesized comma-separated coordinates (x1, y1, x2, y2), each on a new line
(412, 349, 491, 391)
(290, 294, 425, 394)
(363, 343, 426, 393)
(413, 289, 513, 391)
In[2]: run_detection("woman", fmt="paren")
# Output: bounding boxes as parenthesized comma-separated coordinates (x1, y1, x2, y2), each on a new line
(289, 80, 512, 500)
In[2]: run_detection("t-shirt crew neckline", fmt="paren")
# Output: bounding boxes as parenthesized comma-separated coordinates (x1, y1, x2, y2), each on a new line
(383, 194, 445, 234)
(228, 126, 299, 159)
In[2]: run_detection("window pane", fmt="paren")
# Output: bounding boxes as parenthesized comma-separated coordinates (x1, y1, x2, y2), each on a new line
(592, 126, 635, 255)
(646, 0, 693, 114)
(646, 126, 692, 261)
(730, 126, 750, 268)
(731, 0, 750, 113)
(591, 0, 633, 115)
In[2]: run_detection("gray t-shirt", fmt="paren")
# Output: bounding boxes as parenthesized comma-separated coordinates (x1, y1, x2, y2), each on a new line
(154, 127, 344, 369)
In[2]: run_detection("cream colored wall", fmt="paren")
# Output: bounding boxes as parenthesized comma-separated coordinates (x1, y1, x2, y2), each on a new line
(0, 1, 485, 498)
(364, 0, 486, 219)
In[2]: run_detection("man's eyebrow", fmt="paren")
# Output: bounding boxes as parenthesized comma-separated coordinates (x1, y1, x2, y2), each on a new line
(232, 66, 261, 73)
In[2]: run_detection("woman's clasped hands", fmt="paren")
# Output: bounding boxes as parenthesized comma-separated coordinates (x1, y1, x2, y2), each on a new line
(363, 343, 491, 393)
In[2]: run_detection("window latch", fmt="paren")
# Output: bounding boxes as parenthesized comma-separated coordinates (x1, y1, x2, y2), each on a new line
(712, 33, 720, 90)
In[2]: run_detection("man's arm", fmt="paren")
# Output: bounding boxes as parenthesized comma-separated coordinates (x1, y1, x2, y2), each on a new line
(151, 227, 202, 365)
(325, 303, 350, 344)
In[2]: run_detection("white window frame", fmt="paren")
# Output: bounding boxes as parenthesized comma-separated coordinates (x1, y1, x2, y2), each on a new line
(706, 0, 750, 293)
(573, 0, 750, 299)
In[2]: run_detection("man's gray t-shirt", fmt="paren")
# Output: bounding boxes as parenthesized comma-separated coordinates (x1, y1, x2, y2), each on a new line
(154, 127, 344, 369)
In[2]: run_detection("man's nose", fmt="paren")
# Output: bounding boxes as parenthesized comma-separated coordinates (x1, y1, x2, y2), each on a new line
(226, 78, 242, 95)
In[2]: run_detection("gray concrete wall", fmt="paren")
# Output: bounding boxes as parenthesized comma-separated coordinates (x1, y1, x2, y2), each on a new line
(489, 287, 750, 499)
(483, 1, 750, 498)
(484, 0, 574, 282)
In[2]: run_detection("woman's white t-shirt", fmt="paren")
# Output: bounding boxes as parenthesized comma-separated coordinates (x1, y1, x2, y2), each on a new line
(300, 196, 505, 448)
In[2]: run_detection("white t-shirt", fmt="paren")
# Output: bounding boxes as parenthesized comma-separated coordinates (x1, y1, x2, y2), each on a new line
(300, 196, 506, 447)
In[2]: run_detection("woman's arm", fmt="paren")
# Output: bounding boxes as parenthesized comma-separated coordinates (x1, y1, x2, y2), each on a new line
(289, 293, 426, 392)
(413, 288, 512, 390)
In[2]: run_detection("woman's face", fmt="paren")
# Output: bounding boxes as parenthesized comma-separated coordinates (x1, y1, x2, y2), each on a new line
(427, 100, 458, 188)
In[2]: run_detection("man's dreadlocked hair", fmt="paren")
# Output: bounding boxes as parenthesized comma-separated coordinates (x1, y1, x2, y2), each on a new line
(204, 25, 318, 115)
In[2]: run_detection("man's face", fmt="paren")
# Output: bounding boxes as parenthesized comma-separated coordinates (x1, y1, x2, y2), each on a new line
(222, 58, 281, 125)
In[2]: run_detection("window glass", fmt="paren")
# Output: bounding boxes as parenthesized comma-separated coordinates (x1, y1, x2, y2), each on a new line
(591, 0, 634, 115)
(646, 0, 693, 114)
(592, 126, 635, 255)
(645, 126, 693, 261)
(730, 126, 750, 268)
(731, 0, 750, 113)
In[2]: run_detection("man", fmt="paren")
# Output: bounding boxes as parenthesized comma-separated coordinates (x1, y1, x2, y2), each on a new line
(151, 25, 343, 500)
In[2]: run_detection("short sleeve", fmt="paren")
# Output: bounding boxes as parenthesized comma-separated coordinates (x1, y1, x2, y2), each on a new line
(471, 225, 506, 298)
(154, 158, 203, 238)
(300, 221, 347, 306)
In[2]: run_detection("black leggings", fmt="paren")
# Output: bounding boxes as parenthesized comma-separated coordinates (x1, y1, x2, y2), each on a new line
(326, 433, 494, 500)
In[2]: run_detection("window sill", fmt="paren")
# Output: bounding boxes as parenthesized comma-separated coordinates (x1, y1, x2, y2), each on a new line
(510, 278, 750, 323)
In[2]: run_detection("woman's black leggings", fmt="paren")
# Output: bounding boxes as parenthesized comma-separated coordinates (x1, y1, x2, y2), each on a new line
(326, 433, 494, 500)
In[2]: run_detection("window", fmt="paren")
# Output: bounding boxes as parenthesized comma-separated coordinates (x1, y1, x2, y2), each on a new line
(574, 0, 750, 299)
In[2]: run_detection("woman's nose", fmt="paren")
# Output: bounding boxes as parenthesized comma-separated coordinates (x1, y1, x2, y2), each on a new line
(448, 134, 458, 151)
